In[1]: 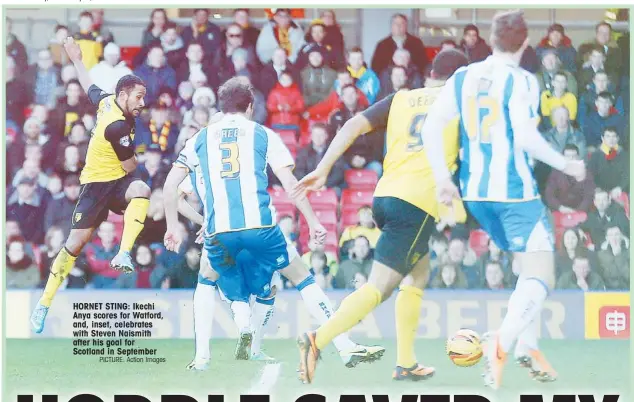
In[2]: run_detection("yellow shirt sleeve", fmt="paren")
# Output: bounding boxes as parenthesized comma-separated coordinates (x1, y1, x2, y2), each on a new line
(540, 91, 552, 117)
(564, 93, 578, 120)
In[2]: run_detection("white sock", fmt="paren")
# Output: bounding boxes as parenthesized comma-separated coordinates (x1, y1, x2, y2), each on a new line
(250, 297, 275, 355)
(498, 277, 549, 353)
(194, 274, 216, 361)
(297, 276, 357, 352)
(230, 301, 252, 333)
(515, 317, 539, 357)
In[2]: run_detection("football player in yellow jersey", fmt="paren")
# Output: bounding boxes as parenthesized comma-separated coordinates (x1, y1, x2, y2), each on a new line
(292, 49, 469, 383)
(30, 37, 151, 333)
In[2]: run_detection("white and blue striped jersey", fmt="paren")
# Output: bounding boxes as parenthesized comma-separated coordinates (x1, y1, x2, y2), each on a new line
(175, 113, 295, 236)
(431, 54, 542, 202)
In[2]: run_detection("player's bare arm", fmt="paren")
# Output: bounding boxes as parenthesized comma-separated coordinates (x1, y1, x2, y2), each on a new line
(163, 165, 189, 251)
(293, 114, 373, 197)
(275, 165, 327, 244)
(63, 36, 94, 94)
(178, 192, 204, 226)
(120, 156, 138, 173)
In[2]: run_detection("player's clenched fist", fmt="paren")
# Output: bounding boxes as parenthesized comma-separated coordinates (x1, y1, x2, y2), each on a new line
(63, 37, 83, 62)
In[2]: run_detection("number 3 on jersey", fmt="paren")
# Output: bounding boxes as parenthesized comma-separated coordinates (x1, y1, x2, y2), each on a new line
(466, 96, 500, 144)
(406, 113, 427, 152)
(220, 143, 240, 179)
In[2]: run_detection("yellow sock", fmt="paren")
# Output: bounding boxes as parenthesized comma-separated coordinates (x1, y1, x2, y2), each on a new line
(315, 283, 382, 350)
(41, 248, 77, 307)
(120, 197, 150, 252)
(395, 285, 424, 368)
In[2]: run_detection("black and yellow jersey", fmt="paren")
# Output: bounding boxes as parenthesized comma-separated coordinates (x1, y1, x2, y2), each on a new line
(362, 83, 462, 220)
(80, 85, 136, 184)
(73, 31, 102, 70)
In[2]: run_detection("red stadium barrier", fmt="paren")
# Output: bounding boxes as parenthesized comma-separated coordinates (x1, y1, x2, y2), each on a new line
(469, 229, 490, 257)
(308, 189, 339, 210)
(340, 190, 373, 212)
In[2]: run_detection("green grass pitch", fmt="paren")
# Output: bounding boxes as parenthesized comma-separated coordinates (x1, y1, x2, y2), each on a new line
(5, 339, 630, 402)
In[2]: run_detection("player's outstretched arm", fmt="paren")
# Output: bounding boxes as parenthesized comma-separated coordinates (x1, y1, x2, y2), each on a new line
(163, 166, 189, 251)
(63, 37, 94, 95)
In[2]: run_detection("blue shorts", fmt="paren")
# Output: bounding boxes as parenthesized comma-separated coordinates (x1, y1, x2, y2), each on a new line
(204, 226, 298, 301)
(465, 199, 554, 253)
(215, 251, 280, 302)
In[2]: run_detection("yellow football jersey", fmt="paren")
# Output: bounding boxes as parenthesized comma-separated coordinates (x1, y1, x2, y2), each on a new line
(80, 85, 136, 184)
(365, 84, 463, 220)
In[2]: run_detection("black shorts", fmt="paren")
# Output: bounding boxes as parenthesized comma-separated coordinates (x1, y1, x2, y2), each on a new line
(372, 196, 435, 276)
(71, 175, 140, 230)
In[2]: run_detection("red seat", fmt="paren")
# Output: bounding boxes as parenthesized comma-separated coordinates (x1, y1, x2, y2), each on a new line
(613, 192, 630, 218)
(308, 189, 339, 209)
(425, 47, 440, 62)
(298, 131, 312, 147)
(268, 187, 293, 207)
(278, 129, 298, 147)
(120, 46, 141, 68)
(341, 190, 374, 212)
(552, 211, 588, 229)
(341, 209, 359, 227)
(299, 209, 338, 234)
(469, 229, 490, 257)
(345, 169, 379, 190)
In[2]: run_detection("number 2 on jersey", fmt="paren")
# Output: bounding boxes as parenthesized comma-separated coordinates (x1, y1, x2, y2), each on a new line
(466, 96, 500, 144)
(220, 143, 240, 179)
(406, 113, 427, 152)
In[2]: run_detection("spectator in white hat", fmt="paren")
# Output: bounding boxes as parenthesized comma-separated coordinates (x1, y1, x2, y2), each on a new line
(89, 42, 132, 92)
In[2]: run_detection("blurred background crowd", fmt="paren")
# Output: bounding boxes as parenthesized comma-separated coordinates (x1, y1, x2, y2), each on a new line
(5, 8, 630, 292)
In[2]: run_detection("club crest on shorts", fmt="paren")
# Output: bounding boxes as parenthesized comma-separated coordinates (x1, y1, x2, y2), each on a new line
(410, 251, 421, 266)
(74, 213, 82, 223)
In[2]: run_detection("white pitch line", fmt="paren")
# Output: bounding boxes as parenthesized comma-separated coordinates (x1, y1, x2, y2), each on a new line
(247, 363, 282, 394)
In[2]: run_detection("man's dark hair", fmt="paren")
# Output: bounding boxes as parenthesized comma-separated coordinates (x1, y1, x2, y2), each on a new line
(574, 247, 590, 261)
(115, 75, 146, 96)
(553, 70, 568, 81)
(234, 8, 249, 14)
(596, 21, 612, 32)
(79, 11, 93, 20)
(440, 39, 458, 48)
(603, 126, 619, 137)
(392, 13, 408, 23)
(354, 235, 370, 246)
(348, 46, 363, 55)
(597, 91, 614, 103)
(187, 40, 204, 51)
(391, 65, 408, 76)
(55, 24, 69, 33)
(431, 49, 468, 80)
(193, 8, 209, 14)
(463, 24, 479, 36)
(563, 143, 579, 154)
(311, 122, 328, 133)
(593, 69, 608, 79)
(491, 10, 528, 53)
(217, 76, 254, 114)
(164, 21, 178, 31)
(341, 83, 357, 93)
(66, 79, 81, 90)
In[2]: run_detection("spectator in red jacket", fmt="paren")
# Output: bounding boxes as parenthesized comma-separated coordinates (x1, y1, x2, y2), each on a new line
(536, 23, 577, 73)
(304, 69, 369, 121)
(460, 24, 491, 64)
(267, 70, 305, 129)
(85, 221, 121, 288)
(545, 144, 595, 213)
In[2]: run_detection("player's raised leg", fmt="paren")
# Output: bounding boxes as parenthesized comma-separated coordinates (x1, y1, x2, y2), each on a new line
(188, 249, 219, 371)
(31, 227, 96, 333)
(392, 254, 435, 381)
(110, 180, 151, 272)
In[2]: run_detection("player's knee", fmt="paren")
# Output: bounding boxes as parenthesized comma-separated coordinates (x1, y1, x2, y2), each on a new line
(200, 260, 219, 281)
(127, 180, 151, 200)
(65, 230, 92, 255)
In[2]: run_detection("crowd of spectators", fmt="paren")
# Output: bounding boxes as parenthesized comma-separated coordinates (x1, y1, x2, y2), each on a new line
(5, 8, 630, 292)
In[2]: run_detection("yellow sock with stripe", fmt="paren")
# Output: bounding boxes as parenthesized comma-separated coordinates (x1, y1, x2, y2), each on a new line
(120, 197, 150, 253)
(395, 285, 424, 368)
(41, 247, 77, 307)
(315, 283, 382, 350)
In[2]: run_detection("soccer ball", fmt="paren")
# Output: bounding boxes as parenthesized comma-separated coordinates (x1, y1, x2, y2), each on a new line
(446, 329, 483, 367)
